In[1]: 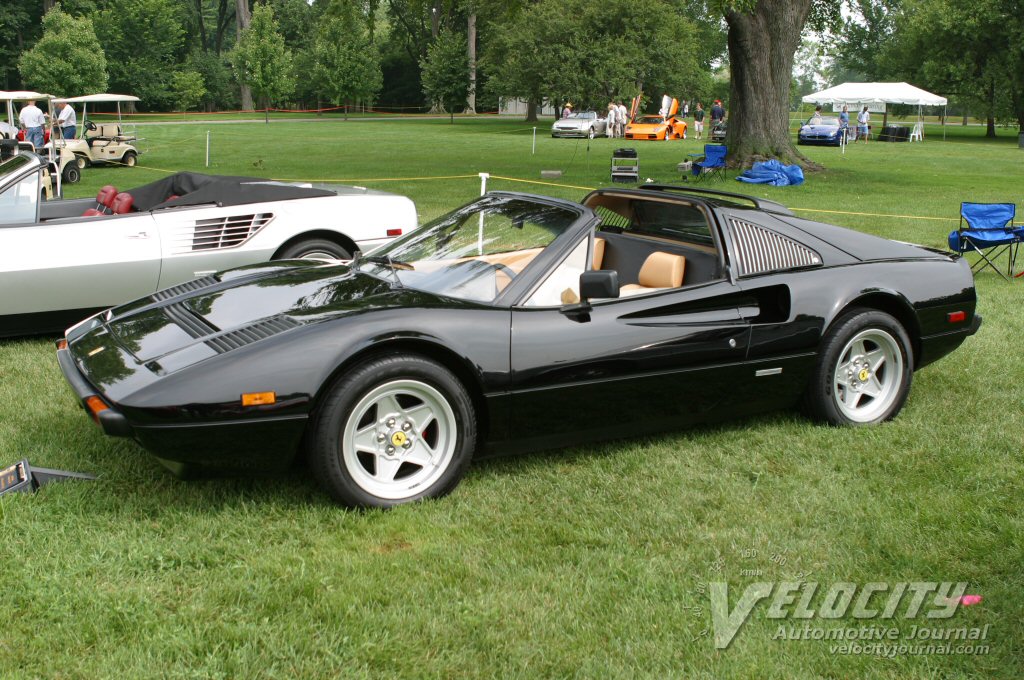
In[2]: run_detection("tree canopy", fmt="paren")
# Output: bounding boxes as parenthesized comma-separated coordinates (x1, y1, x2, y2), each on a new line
(231, 3, 294, 122)
(18, 6, 108, 96)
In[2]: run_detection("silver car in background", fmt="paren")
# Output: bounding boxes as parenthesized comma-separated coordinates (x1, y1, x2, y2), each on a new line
(0, 150, 418, 336)
(551, 111, 608, 138)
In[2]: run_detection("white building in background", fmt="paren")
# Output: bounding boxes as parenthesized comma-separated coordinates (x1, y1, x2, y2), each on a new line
(499, 98, 557, 116)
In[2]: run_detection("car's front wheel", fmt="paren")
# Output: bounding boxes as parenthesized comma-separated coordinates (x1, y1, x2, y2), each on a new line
(275, 238, 351, 260)
(62, 164, 81, 184)
(588, 126, 595, 139)
(122, 150, 137, 167)
(804, 309, 912, 425)
(308, 354, 476, 508)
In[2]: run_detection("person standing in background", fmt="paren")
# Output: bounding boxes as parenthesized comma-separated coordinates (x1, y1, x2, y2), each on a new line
(616, 101, 627, 137)
(606, 102, 617, 138)
(838, 104, 850, 142)
(857, 106, 870, 142)
(693, 102, 705, 140)
(55, 101, 77, 140)
(19, 100, 46, 149)
(710, 99, 725, 126)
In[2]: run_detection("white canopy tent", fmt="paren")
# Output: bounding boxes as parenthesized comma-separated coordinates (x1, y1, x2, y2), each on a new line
(60, 93, 140, 127)
(802, 82, 948, 139)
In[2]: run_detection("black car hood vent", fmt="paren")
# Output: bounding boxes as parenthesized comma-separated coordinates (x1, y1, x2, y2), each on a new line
(165, 302, 219, 338)
(729, 218, 822, 277)
(151, 275, 220, 302)
(205, 314, 300, 354)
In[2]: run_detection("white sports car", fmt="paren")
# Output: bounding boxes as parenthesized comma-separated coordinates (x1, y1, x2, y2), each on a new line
(551, 111, 608, 138)
(0, 149, 417, 336)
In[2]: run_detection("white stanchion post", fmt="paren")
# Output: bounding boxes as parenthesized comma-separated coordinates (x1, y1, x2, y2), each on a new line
(205, 131, 210, 167)
(478, 173, 489, 254)
(532, 127, 536, 155)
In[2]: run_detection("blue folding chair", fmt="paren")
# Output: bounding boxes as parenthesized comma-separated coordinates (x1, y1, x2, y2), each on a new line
(947, 202, 1019, 280)
(690, 144, 727, 182)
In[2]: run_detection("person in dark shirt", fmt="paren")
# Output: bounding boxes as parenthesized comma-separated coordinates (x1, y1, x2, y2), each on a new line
(710, 100, 725, 124)
(693, 103, 705, 139)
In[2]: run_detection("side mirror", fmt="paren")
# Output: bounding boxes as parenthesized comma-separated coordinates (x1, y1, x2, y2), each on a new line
(580, 270, 619, 300)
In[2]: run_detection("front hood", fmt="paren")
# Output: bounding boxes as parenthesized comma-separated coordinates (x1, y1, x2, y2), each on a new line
(800, 125, 839, 135)
(77, 264, 409, 368)
(553, 121, 586, 130)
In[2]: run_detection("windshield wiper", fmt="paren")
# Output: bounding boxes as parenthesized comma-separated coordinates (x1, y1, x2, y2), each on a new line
(362, 255, 414, 287)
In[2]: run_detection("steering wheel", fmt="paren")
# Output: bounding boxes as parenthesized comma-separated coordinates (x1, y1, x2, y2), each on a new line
(85, 121, 97, 131)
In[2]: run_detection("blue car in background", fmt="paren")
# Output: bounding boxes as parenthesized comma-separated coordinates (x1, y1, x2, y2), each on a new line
(798, 116, 845, 146)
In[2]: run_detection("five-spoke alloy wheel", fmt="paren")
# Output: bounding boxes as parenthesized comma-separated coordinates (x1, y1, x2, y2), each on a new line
(308, 354, 476, 508)
(804, 309, 913, 425)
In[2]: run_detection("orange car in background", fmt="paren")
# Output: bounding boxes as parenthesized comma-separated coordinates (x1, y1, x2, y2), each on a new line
(624, 95, 687, 141)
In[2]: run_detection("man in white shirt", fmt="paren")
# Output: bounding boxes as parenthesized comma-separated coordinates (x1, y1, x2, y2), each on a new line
(616, 101, 627, 137)
(19, 100, 46, 149)
(857, 106, 871, 142)
(56, 101, 77, 140)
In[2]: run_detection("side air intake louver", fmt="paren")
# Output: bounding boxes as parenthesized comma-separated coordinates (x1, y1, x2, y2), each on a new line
(205, 315, 300, 354)
(729, 218, 822, 277)
(177, 213, 274, 253)
(151, 275, 220, 302)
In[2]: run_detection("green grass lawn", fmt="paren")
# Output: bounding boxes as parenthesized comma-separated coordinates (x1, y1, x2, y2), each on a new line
(2, 119, 1022, 679)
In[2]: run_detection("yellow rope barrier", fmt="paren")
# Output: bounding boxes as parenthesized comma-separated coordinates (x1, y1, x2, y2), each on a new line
(489, 175, 596, 191)
(789, 207, 957, 222)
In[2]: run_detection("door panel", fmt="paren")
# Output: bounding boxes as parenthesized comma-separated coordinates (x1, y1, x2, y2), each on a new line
(509, 281, 750, 443)
(0, 214, 160, 315)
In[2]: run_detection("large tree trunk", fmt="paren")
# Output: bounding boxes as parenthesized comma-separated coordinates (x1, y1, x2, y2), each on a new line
(465, 13, 477, 114)
(725, 0, 816, 169)
(236, 0, 254, 111)
(525, 99, 538, 123)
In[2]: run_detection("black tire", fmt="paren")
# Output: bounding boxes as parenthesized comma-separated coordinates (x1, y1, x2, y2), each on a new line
(308, 354, 476, 508)
(122, 151, 137, 167)
(62, 165, 81, 184)
(802, 308, 913, 426)
(275, 238, 351, 260)
(588, 126, 595, 139)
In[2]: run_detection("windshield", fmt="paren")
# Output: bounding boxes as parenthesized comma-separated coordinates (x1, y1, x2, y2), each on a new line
(568, 112, 596, 120)
(807, 117, 840, 126)
(356, 195, 582, 303)
(637, 116, 665, 124)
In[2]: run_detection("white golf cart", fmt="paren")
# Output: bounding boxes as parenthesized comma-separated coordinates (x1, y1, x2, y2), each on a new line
(1, 90, 79, 194)
(56, 93, 141, 169)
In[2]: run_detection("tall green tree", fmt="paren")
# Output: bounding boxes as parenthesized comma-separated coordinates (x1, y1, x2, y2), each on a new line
(486, 0, 705, 121)
(421, 27, 470, 122)
(231, 3, 294, 123)
(96, 0, 185, 109)
(311, 3, 383, 118)
(18, 5, 108, 96)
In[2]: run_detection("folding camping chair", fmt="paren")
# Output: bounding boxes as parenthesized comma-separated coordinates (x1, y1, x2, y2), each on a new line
(690, 144, 727, 182)
(947, 202, 1019, 280)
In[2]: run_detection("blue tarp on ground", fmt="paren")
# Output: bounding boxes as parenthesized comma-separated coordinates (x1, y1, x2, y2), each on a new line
(735, 160, 805, 186)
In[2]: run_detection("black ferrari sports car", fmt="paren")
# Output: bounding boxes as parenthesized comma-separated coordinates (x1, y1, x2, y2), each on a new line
(57, 186, 981, 507)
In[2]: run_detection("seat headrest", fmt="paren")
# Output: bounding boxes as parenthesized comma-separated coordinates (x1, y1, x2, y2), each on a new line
(112, 192, 134, 214)
(97, 185, 118, 206)
(638, 252, 685, 288)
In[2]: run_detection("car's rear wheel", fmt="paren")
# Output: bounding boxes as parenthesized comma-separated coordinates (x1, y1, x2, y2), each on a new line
(122, 150, 137, 167)
(308, 354, 476, 508)
(275, 238, 351, 260)
(803, 309, 912, 425)
(588, 126, 595, 139)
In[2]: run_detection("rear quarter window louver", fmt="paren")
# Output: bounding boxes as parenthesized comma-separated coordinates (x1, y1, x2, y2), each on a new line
(152, 275, 219, 302)
(729, 218, 822, 277)
(184, 213, 274, 253)
(205, 315, 300, 354)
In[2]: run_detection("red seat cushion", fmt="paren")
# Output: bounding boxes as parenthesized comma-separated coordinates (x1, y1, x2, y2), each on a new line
(96, 185, 118, 208)
(82, 208, 104, 217)
(112, 192, 134, 214)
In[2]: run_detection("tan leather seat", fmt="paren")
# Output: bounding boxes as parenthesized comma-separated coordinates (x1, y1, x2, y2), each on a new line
(619, 251, 686, 296)
(593, 237, 606, 269)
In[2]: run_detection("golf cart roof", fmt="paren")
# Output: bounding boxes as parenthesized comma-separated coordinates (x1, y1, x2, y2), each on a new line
(0, 91, 54, 101)
(61, 94, 140, 103)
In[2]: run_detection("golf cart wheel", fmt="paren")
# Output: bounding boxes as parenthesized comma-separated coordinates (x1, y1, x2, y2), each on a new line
(75, 154, 88, 169)
(122, 151, 137, 167)
(308, 354, 476, 508)
(63, 165, 81, 184)
(275, 238, 351, 261)
(802, 309, 913, 426)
